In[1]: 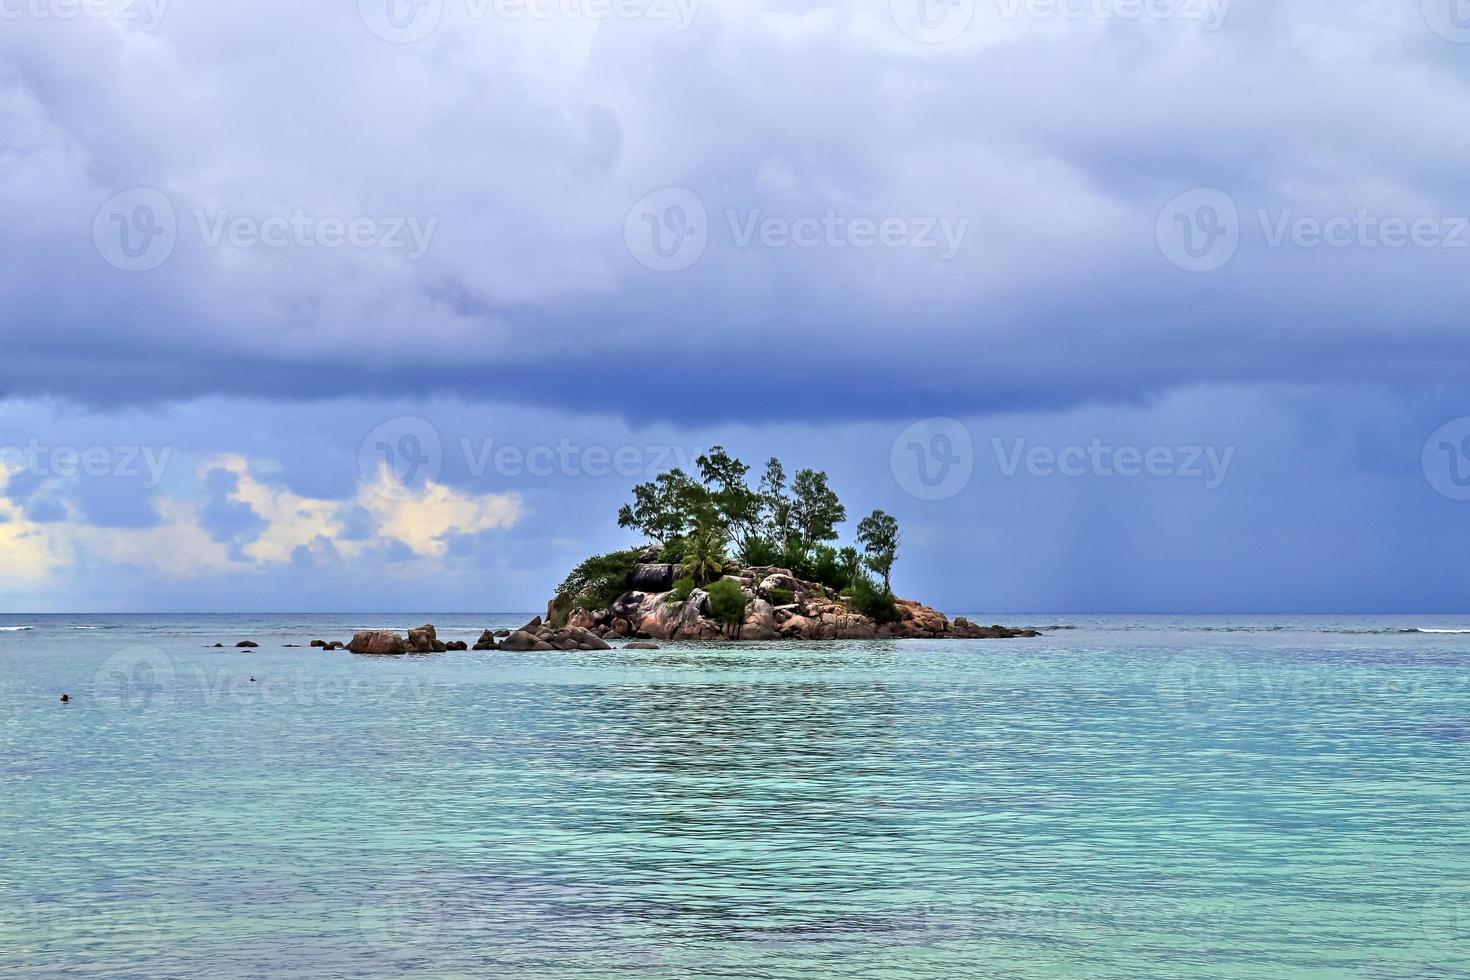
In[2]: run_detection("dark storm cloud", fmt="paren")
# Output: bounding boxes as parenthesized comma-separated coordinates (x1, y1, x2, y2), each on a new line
(1, 1, 1468, 423)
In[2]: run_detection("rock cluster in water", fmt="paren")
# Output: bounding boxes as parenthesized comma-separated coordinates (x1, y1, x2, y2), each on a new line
(344, 623, 455, 655)
(237, 566, 1037, 654)
(328, 620, 621, 655)
(552, 560, 1040, 643)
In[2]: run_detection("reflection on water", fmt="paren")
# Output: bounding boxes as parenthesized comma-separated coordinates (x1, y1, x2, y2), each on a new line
(2, 614, 1470, 978)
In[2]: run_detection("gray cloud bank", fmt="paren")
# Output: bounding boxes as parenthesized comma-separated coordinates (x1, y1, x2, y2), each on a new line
(2, 1, 1469, 422)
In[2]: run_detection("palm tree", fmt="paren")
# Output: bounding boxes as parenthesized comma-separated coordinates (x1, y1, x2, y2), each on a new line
(681, 520, 726, 586)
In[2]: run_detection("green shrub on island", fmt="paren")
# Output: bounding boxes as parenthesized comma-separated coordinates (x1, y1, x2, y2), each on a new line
(659, 535, 689, 567)
(705, 578, 749, 634)
(766, 587, 795, 607)
(553, 549, 641, 614)
(808, 545, 849, 592)
(780, 542, 861, 594)
(847, 575, 899, 624)
(666, 574, 696, 606)
(737, 536, 782, 568)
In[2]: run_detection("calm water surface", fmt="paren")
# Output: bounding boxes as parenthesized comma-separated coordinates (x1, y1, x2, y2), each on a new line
(2, 614, 1469, 978)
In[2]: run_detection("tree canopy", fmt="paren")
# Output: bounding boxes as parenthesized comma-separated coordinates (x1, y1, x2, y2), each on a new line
(856, 510, 901, 593)
(616, 447, 902, 597)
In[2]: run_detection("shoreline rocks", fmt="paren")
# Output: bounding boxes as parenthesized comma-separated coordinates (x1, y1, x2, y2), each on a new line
(407, 624, 448, 654)
(547, 565, 1040, 644)
(499, 620, 613, 652)
(346, 630, 408, 655)
(317, 598, 1033, 658)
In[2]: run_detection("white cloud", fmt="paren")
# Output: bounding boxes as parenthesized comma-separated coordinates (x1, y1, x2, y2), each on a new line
(358, 462, 522, 558)
(0, 467, 67, 585)
(0, 453, 523, 582)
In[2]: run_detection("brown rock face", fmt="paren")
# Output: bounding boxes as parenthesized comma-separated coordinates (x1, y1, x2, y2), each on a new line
(626, 563, 678, 592)
(756, 572, 803, 597)
(500, 630, 540, 651)
(562, 626, 611, 651)
(778, 614, 811, 638)
(565, 609, 597, 631)
(545, 563, 1036, 644)
(472, 630, 498, 651)
(738, 598, 778, 640)
(831, 614, 878, 640)
(951, 618, 1041, 639)
(347, 630, 407, 655)
(891, 599, 947, 637)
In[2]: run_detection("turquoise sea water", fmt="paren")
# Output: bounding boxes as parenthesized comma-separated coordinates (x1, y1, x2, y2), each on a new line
(2, 613, 1470, 978)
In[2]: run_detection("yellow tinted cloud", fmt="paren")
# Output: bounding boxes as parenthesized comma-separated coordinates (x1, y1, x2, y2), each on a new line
(0, 455, 523, 583)
(0, 468, 66, 584)
(359, 462, 522, 558)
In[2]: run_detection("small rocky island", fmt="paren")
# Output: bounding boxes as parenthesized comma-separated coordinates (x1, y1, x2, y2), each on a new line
(334, 448, 1037, 653)
(525, 447, 1034, 646)
(546, 547, 1039, 643)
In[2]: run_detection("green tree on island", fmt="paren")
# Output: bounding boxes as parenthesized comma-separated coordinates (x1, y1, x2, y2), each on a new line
(695, 447, 764, 549)
(617, 469, 700, 544)
(789, 469, 846, 550)
(856, 510, 900, 593)
(758, 457, 792, 552)
(681, 520, 727, 586)
(608, 448, 900, 606)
